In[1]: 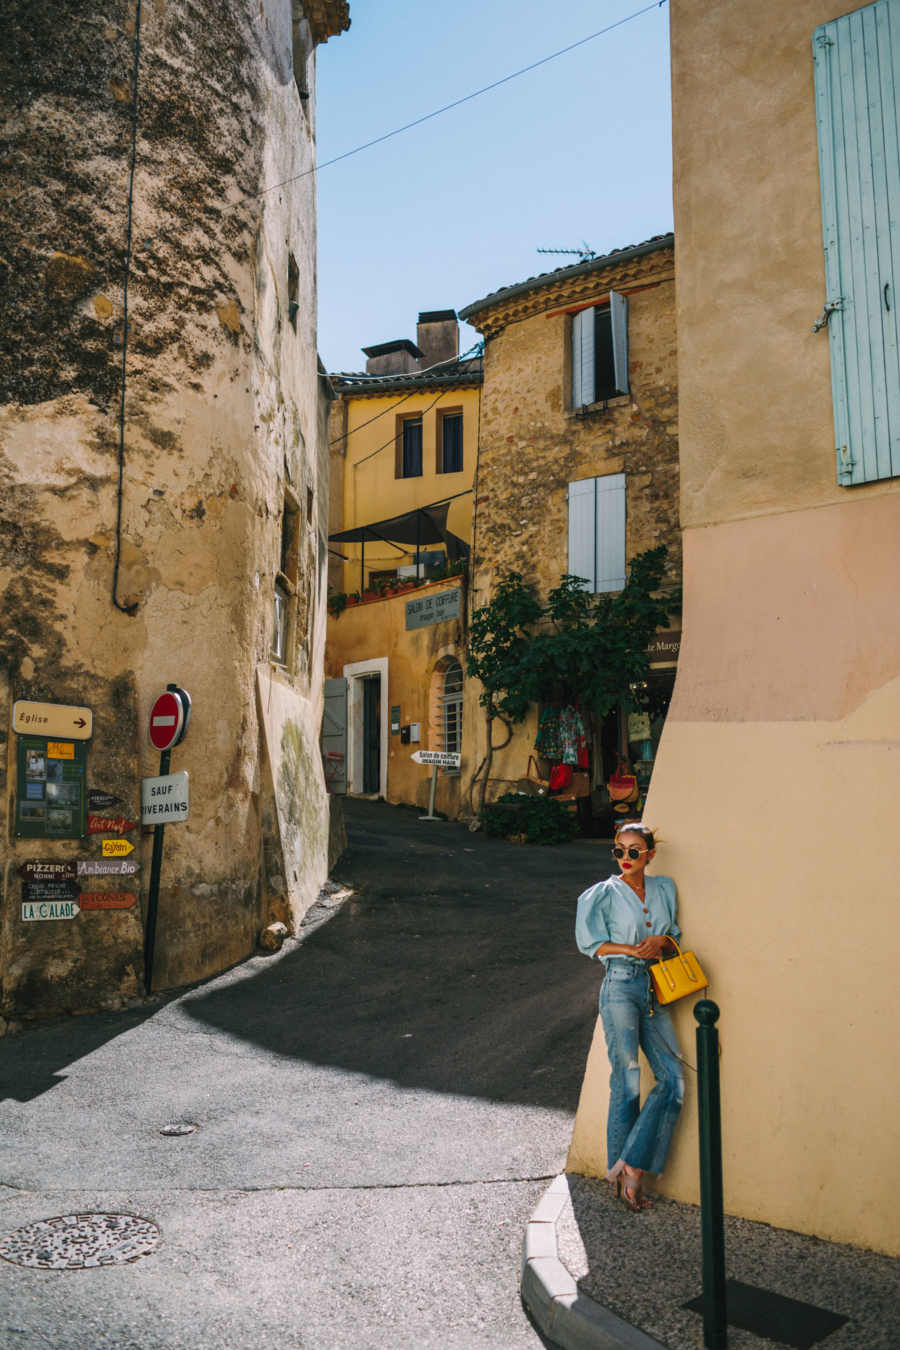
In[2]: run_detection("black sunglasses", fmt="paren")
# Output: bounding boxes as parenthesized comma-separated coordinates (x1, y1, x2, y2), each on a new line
(612, 845, 650, 861)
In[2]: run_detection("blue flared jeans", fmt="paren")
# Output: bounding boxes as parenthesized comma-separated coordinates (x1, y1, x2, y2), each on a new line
(599, 960, 685, 1174)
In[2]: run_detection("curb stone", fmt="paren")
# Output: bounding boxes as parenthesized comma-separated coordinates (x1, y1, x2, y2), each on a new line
(521, 1174, 668, 1350)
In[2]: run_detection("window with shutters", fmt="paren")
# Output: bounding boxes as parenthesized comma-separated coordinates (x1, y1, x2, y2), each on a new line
(571, 292, 630, 409)
(567, 473, 627, 594)
(813, 0, 900, 485)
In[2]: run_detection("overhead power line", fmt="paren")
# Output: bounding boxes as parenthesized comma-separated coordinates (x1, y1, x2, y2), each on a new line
(239, 1, 669, 207)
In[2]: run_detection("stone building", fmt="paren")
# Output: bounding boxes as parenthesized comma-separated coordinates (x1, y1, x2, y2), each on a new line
(323, 312, 481, 816)
(570, 0, 900, 1258)
(457, 237, 681, 814)
(0, 0, 350, 1018)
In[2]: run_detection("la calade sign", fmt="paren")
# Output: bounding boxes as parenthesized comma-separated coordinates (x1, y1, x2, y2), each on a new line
(405, 586, 462, 632)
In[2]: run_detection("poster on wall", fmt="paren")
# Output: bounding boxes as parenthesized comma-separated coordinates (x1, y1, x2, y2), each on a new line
(15, 737, 87, 839)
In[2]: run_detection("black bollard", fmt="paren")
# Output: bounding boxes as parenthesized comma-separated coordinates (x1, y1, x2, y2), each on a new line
(695, 999, 727, 1349)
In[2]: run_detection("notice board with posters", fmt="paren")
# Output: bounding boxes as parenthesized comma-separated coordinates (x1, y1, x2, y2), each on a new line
(16, 736, 87, 839)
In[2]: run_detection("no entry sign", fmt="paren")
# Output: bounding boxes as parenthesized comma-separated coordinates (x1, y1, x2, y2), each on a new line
(149, 692, 184, 751)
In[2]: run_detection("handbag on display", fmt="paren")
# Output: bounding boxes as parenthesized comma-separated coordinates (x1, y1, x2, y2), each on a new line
(650, 937, 709, 1005)
(570, 771, 590, 798)
(608, 755, 638, 803)
(516, 756, 550, 798)
(549, 764, 573, 791)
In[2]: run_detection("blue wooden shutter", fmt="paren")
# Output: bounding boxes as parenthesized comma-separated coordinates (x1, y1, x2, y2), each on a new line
(609, 290, 630, 396)
(567, 473, 626, 593)
(595, 472, 627, 592)
(567, 477, 597, 590)
(813, 0, 900, 485)
(571, 308, 595, 408)
(322, 677, 347, 794)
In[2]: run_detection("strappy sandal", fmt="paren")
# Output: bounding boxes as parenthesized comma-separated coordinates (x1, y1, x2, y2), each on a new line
(605, 1160, 652, 1211)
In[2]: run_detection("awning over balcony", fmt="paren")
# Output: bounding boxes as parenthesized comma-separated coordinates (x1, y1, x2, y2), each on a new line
(329, 497, 470, 560)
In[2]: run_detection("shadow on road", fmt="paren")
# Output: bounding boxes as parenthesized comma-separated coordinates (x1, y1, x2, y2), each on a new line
(183, 799, 612, 1112)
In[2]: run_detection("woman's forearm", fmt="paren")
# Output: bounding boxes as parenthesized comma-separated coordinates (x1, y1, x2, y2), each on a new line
(596, 941, 638, 958)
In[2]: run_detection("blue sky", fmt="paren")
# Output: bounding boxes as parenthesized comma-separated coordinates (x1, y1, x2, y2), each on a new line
(315, 0, 673, 373)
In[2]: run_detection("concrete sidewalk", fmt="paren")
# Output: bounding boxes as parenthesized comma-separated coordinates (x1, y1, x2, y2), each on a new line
(522, 1172, 900, 1350)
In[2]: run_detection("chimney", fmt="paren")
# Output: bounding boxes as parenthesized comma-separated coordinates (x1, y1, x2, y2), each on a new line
(416, 310, 458, 370)
(361, 339, 424, 376)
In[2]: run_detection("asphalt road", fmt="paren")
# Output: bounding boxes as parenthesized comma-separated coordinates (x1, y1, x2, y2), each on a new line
(0, 798, 614, 1350)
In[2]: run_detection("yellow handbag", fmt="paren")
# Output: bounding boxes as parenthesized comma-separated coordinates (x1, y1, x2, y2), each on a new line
(650, 937, 709, 1005)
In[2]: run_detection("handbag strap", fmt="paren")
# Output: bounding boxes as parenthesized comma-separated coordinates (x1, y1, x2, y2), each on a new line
(526, 755, 541, 781)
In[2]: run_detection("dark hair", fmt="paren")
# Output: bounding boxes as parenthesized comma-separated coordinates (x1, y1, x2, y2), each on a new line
(614, 821, 656, 850)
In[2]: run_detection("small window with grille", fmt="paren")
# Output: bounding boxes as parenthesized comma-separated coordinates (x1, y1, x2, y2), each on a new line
(440, 660, 463, 773)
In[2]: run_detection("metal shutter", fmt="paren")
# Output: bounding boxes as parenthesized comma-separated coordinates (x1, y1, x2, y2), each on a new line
(813, 0, 900, 484)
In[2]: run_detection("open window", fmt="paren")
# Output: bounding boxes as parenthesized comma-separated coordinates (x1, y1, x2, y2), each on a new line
(571, 291, 629, 408)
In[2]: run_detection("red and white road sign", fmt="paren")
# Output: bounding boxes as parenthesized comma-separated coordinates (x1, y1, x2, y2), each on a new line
(149, 691, 184, 751)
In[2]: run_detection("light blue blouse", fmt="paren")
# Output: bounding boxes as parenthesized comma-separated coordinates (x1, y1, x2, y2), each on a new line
(575, 874, 681, 965)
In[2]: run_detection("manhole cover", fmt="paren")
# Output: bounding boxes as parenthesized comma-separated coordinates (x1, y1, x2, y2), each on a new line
(160, 1122, 196, 1136)
(0, 1214, 160, 1269)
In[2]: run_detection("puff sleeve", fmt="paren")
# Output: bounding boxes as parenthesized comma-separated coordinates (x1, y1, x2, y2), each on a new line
(575, 880, 613, 959)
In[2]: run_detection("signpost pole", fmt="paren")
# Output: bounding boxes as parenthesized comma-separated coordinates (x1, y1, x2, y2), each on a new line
(143, 682, 181, 996)
(419, 765, 440, 821)
(143, 742, 171, 995)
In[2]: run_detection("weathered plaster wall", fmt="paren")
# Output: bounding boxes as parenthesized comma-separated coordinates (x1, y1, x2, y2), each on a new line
(0, 0, 339, 1015)
(463, 250, 680, 802)
(324, 579, 466, 816)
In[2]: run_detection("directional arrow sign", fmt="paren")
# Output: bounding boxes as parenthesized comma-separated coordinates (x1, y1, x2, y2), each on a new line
(410, 750, 461, 768)
(12, 701, 92, 740)
(88, 789, 124, 812)
(78, 859, 139, 876)
(18, 861, 78, 882)
(102, 839, 135, 857)
(22, 900, 80, 921)
(80, 892, 137, 910)
(88, 815, 138, 836)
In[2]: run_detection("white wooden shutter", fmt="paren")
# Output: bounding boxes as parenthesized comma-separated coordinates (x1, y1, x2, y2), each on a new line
(571, 308, 595, 408)
(567, 478, 597, 591)
(814, 0, 900, 484)
(609, 290, 630, 396)
(322, 677, 348, 794)
(595, 473, 627, 592)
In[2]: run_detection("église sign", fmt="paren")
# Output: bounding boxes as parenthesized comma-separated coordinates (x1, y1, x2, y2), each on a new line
(405, 586, 462, 632)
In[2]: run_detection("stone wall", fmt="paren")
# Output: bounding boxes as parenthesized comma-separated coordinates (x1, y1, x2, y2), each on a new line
(462, 247, 680, 799)
(0, 0, 345, 1016)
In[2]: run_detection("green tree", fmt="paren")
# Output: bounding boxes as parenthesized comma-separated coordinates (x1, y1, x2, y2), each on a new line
(464, 571, 542, 813)
(464, 548, 678, 814)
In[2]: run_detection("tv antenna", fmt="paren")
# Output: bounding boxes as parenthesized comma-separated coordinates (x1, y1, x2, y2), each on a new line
(536, 241, 596, 261)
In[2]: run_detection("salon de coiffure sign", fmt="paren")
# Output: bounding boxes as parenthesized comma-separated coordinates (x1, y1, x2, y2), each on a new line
(405, 586, 462, 632)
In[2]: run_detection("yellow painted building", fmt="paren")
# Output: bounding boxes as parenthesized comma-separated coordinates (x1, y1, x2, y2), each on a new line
(324, 313, 482, 815)
(570, 0, 900, 1257)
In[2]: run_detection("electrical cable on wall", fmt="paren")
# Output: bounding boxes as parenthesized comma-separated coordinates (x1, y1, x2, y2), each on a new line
(351, 380, 471, 469)
(112, 0, 143, 615)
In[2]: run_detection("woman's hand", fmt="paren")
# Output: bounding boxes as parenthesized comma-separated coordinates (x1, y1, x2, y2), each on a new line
(633, 935, 670, 960)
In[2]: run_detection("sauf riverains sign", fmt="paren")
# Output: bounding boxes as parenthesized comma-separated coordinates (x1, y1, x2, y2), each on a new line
(405, 586, 462, 632)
